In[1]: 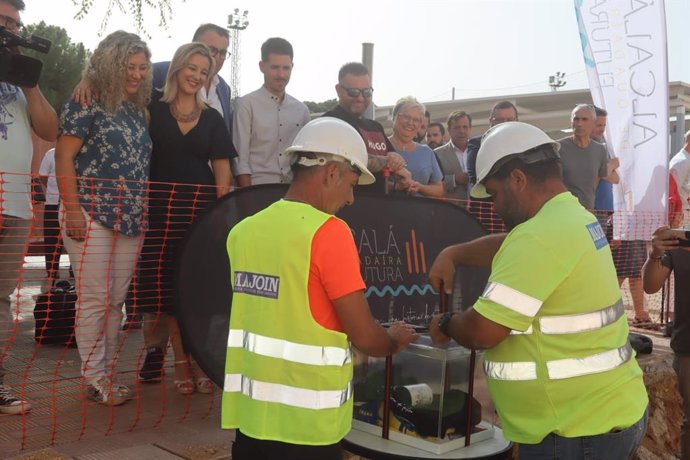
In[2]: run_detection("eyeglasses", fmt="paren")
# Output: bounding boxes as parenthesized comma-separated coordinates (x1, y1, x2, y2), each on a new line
(208, 46, 230, 59)
(342, 86, 373, 98)
(490, 117, 517, 124)
(0, 13, 23, 33)
(396, 113, 423, 126)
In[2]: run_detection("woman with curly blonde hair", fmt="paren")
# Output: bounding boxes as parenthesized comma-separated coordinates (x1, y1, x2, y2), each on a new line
(55, 30, 153, 407)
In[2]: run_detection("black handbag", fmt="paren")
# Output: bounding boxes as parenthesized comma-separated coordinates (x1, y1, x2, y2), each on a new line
(33, 280, 77, 347)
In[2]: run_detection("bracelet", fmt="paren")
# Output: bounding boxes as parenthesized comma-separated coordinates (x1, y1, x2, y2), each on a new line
(648, 253, 663, 261)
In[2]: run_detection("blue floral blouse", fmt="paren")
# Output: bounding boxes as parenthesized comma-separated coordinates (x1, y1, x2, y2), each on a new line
(60, 100, 152, 237)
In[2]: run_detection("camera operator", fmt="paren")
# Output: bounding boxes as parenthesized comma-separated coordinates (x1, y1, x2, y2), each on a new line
(0, 0, 58, 415)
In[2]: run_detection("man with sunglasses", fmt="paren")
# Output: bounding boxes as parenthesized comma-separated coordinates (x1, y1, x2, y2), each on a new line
(0, 0, 59, 415)
(232, 37, 310, 187)
(323, 62, 411, 194)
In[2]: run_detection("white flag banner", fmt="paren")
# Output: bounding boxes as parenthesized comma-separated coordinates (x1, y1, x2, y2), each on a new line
(575, 0, 669, 240)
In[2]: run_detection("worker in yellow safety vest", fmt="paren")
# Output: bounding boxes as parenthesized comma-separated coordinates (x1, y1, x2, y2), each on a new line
(428, 121, 648, 459)
(223, 116, 418, 460)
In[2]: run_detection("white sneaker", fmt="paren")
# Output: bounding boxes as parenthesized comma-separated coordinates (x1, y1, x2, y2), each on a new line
(86, 377, 131, 406)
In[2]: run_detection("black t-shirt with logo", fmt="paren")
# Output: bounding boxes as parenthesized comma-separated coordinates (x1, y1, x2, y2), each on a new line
(323, 105, 394, 194)
(663, 249, 690, 354)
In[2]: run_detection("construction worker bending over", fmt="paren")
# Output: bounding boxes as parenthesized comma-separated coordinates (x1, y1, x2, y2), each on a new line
(222, 117, 418, 460)
(428, 122, 648, 459)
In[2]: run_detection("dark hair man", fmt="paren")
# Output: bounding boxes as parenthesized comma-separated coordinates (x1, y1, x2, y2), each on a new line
(426, 122, 445, 149)
(428, 121, 648, 458)
(0, 0, 59, 414)
(433, 110, 472, 203)
(232, 37, 310, 187)
(466, 100, 518, 185)
(593, 105, 648, 327)
(323, 62, 411, 194)
(592, 106, 620, 212)
(223, 117, 417, 459)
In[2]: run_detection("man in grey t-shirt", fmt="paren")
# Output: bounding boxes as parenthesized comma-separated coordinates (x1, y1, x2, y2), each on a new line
(558, 104, 608, 209)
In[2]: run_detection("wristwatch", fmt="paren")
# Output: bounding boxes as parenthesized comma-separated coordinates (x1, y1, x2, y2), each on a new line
(437, 312, 456, 337)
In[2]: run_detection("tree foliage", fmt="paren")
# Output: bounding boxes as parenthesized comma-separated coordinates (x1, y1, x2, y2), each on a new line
(304, 98, 338, 114)
(23, 21, 90, 112)
(72, 0, 177, 37)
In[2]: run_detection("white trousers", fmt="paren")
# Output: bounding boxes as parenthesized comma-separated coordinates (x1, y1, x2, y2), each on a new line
(61, 208, 142, 384)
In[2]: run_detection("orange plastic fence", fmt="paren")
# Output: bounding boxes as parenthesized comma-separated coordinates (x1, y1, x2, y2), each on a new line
(0, 172, 674, 454)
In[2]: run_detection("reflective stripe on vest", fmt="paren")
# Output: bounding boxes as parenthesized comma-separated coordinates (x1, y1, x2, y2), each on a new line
(483, 281, 542, 317)
(483, 360, 537, 381)
(510, 325, 533, 335)
(228, 329, 352, 367)
(539, 299, 624, 335)
(546, 343, 633, 380)
(485, 343, 633, 381)
(508, 300, 623, 335)
(224, 374, 353, 410)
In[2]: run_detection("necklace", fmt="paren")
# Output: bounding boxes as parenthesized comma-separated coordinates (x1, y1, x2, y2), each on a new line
(390, 136, 416, 152)
(170, 103, 201, 123)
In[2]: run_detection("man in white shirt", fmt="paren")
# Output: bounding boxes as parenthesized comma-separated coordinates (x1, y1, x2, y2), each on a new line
(232, 37, 310, 187)
(0, 0, 59, 414)
(670, 130, 690, 212)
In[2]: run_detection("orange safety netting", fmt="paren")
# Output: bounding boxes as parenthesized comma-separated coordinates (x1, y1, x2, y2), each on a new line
(0, 172, 676, 454)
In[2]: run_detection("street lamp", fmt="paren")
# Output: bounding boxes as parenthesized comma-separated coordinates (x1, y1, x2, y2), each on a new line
(227, 8, 249, 99)
(548, 72, 567, 92)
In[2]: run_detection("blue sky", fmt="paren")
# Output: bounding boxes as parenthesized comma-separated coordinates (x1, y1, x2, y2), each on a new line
(23, 0, 689, 105)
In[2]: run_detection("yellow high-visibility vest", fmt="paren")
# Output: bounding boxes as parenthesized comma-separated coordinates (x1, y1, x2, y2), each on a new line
(222, 200, 353, 446)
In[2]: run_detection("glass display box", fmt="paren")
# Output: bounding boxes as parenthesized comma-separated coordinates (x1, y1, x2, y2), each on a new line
(352, 335, 497, 455)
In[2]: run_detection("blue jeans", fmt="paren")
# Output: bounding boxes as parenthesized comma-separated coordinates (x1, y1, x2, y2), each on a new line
(519, 407, 648, 460)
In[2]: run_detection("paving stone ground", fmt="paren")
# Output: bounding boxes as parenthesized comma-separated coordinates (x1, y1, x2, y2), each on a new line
(1, 258, 233, 459)
(0, 256, 673, 459)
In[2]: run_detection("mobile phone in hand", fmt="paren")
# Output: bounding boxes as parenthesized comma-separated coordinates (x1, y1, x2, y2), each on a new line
(671, 229, 690, 247)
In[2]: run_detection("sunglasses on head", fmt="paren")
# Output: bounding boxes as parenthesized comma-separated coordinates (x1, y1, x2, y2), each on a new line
(342, 86, 374, 98)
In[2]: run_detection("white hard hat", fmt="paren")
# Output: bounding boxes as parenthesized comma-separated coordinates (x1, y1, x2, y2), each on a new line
(471, 121, 560, 198)
(285, 117, 375, 185)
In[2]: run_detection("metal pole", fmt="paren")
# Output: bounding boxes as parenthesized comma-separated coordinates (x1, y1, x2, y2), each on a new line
(227, 9, 249, 99)
(362, 43, 374, 120)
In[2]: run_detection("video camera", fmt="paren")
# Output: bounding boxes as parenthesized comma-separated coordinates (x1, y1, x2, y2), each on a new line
(0, 26, 51, 87)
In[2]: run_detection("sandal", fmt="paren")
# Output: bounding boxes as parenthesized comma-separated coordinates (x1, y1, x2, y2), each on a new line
(173, 360, 195, 395)
(631, 317, 659, 331)
(195, 377, 215, 394)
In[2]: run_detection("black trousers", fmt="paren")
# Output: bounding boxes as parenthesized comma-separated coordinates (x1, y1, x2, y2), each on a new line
(43, 204, 75, 282)
(232, 430, 342, 460)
